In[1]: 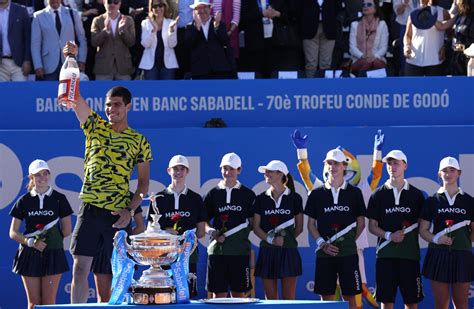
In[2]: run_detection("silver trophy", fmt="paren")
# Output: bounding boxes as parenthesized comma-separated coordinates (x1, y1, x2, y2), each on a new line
(121, 193, 196, 305)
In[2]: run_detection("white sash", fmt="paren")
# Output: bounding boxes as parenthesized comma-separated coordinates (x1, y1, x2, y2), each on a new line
(24, 218, 60, 238)
(209, 221, 249, 248)
(273, 218, 295, 233)
(433, 220, 471, 239)
(316, 222, 356, 252)
(376, 223, 418, 254)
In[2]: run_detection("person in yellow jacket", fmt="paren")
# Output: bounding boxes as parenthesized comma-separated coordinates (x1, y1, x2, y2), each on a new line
(291, 129, 385, 308)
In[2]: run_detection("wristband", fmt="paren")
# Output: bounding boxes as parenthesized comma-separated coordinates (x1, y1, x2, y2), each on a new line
(26, 238, 35, 248)
(207, 228, 216, 238)
(316, 237, 325, 248)
(374, 149, 382, 161)
(384, 231, 392, 241)
(432, 234, 441, 244)
(266, 235, 274, 245)
(125, 206, 135, 217)
(297, 148, 308, 160)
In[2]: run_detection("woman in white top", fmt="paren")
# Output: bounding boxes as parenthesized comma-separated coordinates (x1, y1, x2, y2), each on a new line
(139, 0, 179, 80)
(349, 0, 389, 72)
(403, 0, 450, 76)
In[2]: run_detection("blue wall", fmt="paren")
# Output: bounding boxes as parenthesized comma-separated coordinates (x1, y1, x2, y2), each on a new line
(0, 79, 473, 308)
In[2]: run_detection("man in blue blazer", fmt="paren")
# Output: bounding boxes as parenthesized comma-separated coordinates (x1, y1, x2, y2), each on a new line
(0, 0, 31, 81)
(31, 0, 87, 80)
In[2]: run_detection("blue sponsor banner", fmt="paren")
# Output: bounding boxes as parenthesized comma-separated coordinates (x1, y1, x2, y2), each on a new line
(1, 77, 474, 130)
(0, 125, 473, 309)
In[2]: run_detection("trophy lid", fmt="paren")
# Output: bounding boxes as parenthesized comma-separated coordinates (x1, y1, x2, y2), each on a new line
(129, 221, 180, 241)
(129, 230, 180, 241)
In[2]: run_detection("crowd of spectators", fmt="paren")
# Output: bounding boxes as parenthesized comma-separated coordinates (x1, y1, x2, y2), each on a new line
(0, 0, 473, 81)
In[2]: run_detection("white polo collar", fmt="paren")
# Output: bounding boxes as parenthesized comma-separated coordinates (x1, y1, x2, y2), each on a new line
(167, 185, 188, 210)
(30, 186, 53, 197)
(384, 179, 409, 206)
(437, 187, 464, 206)
(166, 185, 188, 195)
(324, 180, 348, 190)
(218, 180, 241, 190)
(30, 187, 53, 210)
(384, 179, 409, 191)
(265, 187, 290, 209)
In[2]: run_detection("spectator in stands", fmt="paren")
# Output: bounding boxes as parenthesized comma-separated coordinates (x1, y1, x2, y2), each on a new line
(240, 0, 301, 78)
(138, 0, 179, 79)
(147, 155, 206, 297)
(253, 160, 303, 300)
(12, 0, 44, 18)
(349, 0, 389, 73)
(301, 0, 344, 78)
(419, 157, 473, 309)
(91, 0, 136, 80)
(129, 0, 148, 78)
(212, 0, 241, 77)
(239, 0, 267, 76)
(31, 0, 87, 80)
(9, 159, 73, 309)
(304, 149, 366, 309)
(167, 0, 194, 79)
(185, 0, 232, 79)
(203, 152, 255, 299)
(393, 0, 419, 75)
(0, 0, 32, 81)
(82, 0, 106, 80)
(435, 0, 474, 76)
(403, 0, 450, 76)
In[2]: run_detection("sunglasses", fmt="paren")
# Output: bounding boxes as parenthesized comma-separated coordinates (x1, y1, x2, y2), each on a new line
(362, 2, 374, 7)
(107, 0, 120, 4)
(152, 3, 165, 8)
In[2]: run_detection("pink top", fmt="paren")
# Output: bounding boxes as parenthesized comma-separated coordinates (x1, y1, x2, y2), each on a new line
(212, 0, 241, 25)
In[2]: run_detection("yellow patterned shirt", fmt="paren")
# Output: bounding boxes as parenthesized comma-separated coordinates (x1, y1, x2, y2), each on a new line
(79, 111, 153, 211)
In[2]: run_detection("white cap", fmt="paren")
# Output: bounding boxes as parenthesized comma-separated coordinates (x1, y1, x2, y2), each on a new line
(382, 150, 407, 163)
(258, 160, 289, 175)
(439, 156, 460, 171)
(220, 152, 242, 169)
(190, 0, 212, 9)
(168, 155, 189, 168)
(323, 148, 347, 163)
(28, 159, 50, 175)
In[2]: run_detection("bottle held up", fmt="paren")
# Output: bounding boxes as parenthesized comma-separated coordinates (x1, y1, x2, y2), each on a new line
(58, 41, 80, 109)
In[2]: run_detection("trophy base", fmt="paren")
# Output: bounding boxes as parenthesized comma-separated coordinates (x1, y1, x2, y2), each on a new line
(129, 285, 176, 305)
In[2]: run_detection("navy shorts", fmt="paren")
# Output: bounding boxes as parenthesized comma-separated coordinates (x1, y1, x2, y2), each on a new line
(70, 203, 129, 258)
(206, 255, 252, 293)
(314, 254, 362, 296)
(375, 258, 424, 304)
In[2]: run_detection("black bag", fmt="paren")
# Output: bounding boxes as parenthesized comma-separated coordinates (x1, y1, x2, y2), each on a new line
(271, 22, 299, 48)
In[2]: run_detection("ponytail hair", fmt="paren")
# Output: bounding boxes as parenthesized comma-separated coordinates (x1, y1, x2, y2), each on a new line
(27, 175, 34, 192)
(283, 173, 296, 192)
